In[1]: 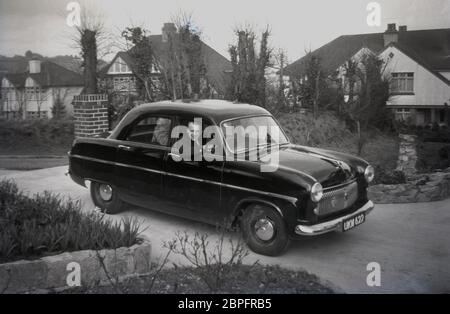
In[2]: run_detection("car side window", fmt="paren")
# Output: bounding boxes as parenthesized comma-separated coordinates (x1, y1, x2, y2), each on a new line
(126, 116, 172, 146)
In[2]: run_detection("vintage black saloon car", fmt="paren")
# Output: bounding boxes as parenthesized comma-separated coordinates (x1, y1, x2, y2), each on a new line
(68, 100, 375, 256)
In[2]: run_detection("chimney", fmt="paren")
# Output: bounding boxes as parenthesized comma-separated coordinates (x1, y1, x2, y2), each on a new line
(383, 23, 398, 46)
(162, 22, 177, 43)
(29, 59, 41, 74)
(399, 25, 407, 32)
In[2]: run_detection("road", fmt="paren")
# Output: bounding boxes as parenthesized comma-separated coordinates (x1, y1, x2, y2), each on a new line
(1, 166, 449, 293)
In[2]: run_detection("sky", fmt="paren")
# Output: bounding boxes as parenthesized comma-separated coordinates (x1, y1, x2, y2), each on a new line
(0, 0, 449, 62)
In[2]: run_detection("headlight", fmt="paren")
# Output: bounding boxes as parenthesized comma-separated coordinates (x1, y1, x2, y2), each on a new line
(364, 165, 375, 183)
(310, 182, 323, 202)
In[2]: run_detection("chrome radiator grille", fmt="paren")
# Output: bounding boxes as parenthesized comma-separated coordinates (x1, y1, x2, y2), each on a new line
(316, 181, 358, 216)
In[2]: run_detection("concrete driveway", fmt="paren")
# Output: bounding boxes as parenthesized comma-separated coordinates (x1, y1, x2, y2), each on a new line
(1, 166, 449, 293)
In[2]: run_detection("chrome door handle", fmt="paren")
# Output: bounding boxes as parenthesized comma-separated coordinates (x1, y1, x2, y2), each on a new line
(118, 144, 133, 151)
(168, 152, 181, 160)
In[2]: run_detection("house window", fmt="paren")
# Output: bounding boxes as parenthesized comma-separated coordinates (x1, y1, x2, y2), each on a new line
(111, 58, 130, 74)
(26, 87, 33, 100)
(395, 108, 411, 121)
(391, 73, 414, 94)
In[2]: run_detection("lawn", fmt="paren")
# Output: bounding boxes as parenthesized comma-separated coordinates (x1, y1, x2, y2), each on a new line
(0, 156, 68, 170)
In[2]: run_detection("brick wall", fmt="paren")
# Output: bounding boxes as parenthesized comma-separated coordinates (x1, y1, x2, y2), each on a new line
(73, 94, 109, 138)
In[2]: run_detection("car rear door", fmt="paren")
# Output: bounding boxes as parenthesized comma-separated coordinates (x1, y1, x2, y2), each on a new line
(114, 114, 172, 211)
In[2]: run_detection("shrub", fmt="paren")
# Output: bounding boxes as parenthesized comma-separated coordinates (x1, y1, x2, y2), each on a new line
(0, 180, 142, 263)
(373, 167, 406, 185)
(416, 141, 450, 172)
(165, 229, 249, 292)
(0, 118, 75, 155)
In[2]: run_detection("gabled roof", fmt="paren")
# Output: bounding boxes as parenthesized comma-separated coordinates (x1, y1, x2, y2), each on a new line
(284, 28, 450, 82)
(101, 34, 232, 95)
(2, 61, 83, 88)
(101, 51, 136, 73)
(386, 41, 450, 85)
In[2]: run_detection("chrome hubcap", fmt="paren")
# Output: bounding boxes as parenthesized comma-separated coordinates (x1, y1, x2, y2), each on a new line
(254, 218, 275, 241)
(98, 184, 113, 202)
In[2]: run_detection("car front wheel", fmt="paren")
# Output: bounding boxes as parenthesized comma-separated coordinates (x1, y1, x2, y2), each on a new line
(90, 181, 124, 214)
(240, 203, 290, 256)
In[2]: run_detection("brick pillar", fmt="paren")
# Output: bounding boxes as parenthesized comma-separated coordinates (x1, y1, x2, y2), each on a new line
(73, 94, 109, 138)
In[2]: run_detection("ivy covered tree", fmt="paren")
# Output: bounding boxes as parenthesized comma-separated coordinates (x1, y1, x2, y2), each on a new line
(343, 53, 391, 153)
(178, 22, 206, 98)
(73, 7, 111, 95)
(227, 27, 271, 107)
(294, 52, 327, 119)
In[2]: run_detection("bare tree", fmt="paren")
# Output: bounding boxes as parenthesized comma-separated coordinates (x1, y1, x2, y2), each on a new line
(71, 5, 112, 94)
(273, 49, 289, 109)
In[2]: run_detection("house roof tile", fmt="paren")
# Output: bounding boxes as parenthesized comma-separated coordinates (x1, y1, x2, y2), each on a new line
(284, 28, 450, 83)
(101, 34, 232, 95)
(2, 61, 83, 88)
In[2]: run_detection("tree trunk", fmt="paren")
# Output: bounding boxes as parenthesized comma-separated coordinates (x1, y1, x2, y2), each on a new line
(313, 69, 320, 120)
(81, 29, 98, 94)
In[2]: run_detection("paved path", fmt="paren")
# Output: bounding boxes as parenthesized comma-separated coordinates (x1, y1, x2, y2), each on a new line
(2, 166, 450, 293)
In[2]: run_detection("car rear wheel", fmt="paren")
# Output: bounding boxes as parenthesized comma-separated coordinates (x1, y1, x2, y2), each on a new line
(90, 181, 124, 214)
(240, 204, 290, 256)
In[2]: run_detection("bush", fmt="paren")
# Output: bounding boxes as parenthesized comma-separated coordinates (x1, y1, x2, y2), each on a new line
(276, 110, 354, 148)
(165, 229, 249, 292)
(0, 118, 74, 155)
(372, 167, 406, 185)
(0, 180, 142, 263)
(416, 141, 450, 172)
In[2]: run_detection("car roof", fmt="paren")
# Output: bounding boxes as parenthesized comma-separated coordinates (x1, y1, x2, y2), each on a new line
(130, 99, 270, 124)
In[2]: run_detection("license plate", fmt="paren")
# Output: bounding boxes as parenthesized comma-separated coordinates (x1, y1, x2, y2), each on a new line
(342, 213, 365, 232)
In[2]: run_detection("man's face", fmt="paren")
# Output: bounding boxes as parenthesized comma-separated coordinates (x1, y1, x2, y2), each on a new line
(188, 122, 201, 142)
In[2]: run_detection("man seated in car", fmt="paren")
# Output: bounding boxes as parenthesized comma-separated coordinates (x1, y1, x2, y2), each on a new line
(152, 117, 171, 146)
(187, 120, 203, 161)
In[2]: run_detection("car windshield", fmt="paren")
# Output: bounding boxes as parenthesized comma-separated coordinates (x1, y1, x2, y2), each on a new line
(221, 116, 289, 153)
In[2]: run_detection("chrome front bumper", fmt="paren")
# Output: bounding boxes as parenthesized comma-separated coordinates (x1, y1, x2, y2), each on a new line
(295, 200, 374, 236)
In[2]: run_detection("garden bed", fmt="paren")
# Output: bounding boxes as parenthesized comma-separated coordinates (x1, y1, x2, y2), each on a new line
(0, 179, 150, 293)
(61, 264, 335, 294)
(0, 179, 141, 264)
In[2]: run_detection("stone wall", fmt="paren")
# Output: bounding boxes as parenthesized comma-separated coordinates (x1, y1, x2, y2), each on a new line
(368, 134, 450, 203)
(0, 236, 151, 293)
(396, 134, 418, 176)
(73, 94, 109, 138)
(369, 168, 450, 203)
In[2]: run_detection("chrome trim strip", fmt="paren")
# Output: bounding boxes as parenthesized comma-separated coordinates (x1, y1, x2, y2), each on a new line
(323, 178, 357, 192)
(295, 200, 374, 236)
(69, 153, 298, 204)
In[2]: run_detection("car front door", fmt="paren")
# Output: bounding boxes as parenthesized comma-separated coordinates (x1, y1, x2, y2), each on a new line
(163, 115, 224, 224)
(114, 114, 172, 212)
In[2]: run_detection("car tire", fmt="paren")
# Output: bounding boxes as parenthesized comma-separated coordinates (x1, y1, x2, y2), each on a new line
(90, 181, 124, 215)
(240, 203, 290, 256)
